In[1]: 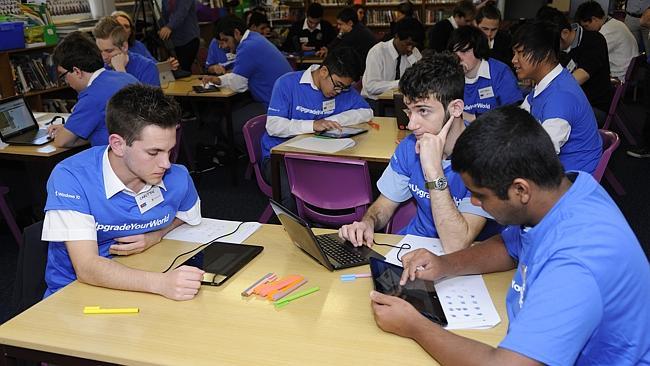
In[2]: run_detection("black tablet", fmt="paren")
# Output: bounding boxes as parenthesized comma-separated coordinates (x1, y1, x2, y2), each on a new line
(192, 84, 220, 93)
(317, 127, 368, 138)
(181, 241, 263, 286)
(369, 257, 448, 326)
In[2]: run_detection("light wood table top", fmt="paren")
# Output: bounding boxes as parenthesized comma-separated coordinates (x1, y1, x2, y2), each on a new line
(0, 113, 81, 159)
(271, 116, 407, 163)
(0, 224, 512, 366)
(162, 75, 237, 98)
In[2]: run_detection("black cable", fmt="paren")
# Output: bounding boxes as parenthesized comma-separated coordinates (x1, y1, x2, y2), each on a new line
(161, 221, 246, 273)
(373, 240, 412, 264)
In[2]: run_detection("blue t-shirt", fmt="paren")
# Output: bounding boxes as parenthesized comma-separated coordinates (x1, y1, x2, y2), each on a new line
(525, 68, 602, 173)
(233, 31, 293, 105)
(130, 40, 155, 61)
(206, 38, 228, 67)
(261, 69, 371, 159)
(104, 51, 159, 86)
(43, 146, 200, 296)
(65, 70, 138, 146)
(376, 134, 498, 238)
(464, 58, 522, 116)
(499, 172, 650, 365)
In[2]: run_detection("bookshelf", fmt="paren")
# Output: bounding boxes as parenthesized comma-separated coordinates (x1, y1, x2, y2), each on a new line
(0, 45, 73, 111)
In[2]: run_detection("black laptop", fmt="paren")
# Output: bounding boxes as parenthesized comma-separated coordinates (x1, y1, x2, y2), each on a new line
(0, 96, 51, 145)
(270, 199, 385, 271)
(393, 93, 409, 130)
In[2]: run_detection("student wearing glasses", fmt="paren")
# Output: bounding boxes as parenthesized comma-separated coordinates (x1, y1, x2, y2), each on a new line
(261, 47, 372, 210)
(339, 53, 497, 254)
(47, 31, 138, 148)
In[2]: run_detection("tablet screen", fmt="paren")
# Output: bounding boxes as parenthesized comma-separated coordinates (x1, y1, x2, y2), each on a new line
(181, 242, 263, 286)
(370, 258, 448, 326)
(317, 127, 368, 139)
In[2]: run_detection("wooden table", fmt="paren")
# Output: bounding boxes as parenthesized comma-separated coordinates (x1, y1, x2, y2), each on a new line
(0, 224, 512, 366)
(270, 116, 407, 201)
(0, 113, 86, 216)
(162, 75, 242, 182)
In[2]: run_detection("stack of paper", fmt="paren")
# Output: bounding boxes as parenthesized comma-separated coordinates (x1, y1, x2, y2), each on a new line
(384, 235, 501, 330)
(163, 218, 261, 244)
(285, 137, 356, 153)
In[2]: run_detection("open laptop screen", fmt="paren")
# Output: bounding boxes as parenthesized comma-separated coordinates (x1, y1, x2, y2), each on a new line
(0, 97, 36, 138)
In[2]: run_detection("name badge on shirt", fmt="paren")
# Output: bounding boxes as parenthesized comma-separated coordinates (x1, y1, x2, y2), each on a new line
(135, 186, 164, 214)
(566, 59, 577, 73)
(299, 37, 309, 44)
(478, 86, 495, 99)
(323, 99, 335, 113)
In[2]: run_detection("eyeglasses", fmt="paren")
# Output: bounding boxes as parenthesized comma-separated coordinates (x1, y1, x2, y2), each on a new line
(58, 70, 70, 82)
(328, 72, 351, 93)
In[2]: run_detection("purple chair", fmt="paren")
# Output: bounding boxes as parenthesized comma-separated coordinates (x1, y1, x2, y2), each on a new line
(242, 114, 274, 223)
(603, 55, 643, 145)
(0, 185, 22, 246)
(384, 199, 416, 234)
(284, 153, 373, 228)
(594, 129, 626, 195)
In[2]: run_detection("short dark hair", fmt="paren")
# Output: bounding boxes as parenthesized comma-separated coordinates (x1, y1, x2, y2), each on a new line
(512, 20, 560, 66)
(337, 7, 358, 24)
(397, 1, 415, 17)
(451, 105, 564, 199)
(399, 52, 464, 108)
(448, 25, 490, 60)
(394, 17, 425, 45)
(215, 15, 247, 37)
(248, 12, 269, 28)
(476, 4, 501, 24)
(323, 46, 363, 81)
(536, 6, 571, 31)
(307, 2, 324, 18)
(574, 1, 606, 22)
(52, 31, 103, 73)
(453, 0, 476, 19)
(106, 84, 181, 145)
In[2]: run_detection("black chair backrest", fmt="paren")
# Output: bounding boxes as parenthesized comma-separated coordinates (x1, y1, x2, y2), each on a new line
(7, 221, 48, 322)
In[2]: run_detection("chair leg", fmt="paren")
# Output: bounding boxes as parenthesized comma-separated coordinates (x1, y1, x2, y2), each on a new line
(258, 204, 274, 223)
(614, 113, 637, 146)
(244, 163, 253, 180)
(0, 191, 23, 246)
(604, 168, 626, 196)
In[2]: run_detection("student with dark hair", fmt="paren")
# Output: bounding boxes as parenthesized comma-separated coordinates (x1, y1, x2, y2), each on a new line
(159, 0, 200, 73)
(427, 0, 476, 52)
(475, 4, 513, 68)
(281, 3, 336, 53)
(512, 21, 602, 174)
(316, 7, 377, 63)
(339, 53, 497, 254)
(536, 6, 612, 124)
(448, 26, 521, 119)
(370, 105, 650, 365)
(354, 3, 366, 24)
(248, 12, 271, 38)
(42, 84, 204, 300)
(575, 1, 639, 80)
(93, 16, 160, 86)
(261, 47, 372, 209)
(383, 2, 426, 44)
(48, 31, 138, 148)
(362, 17, 424, 101)
(202, 16, 293, 147)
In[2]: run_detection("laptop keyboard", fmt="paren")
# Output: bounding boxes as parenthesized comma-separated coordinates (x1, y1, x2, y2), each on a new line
(317, 234, 366, 266)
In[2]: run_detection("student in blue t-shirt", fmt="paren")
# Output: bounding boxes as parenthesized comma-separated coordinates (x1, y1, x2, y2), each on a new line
(202, 16, 293, 148)
(42, 84, 204, 300)
(339, 53, 496, 254)
(512, 21, 602, 174)
(261, 47, 373, 210)
(93, 16, 160, 86)
(448, 26, 522, 120)
(47, 32, 138, 148)
(370, 105, 650, 365)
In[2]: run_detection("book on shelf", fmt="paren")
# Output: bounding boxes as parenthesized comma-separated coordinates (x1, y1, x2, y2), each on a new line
(10, 53, 61, 94)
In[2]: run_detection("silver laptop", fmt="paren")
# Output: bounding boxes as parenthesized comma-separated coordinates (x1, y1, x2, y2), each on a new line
(0, 96, 51, 146)
(157, 61, 175, 87)
(270, 199, 385, 271)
